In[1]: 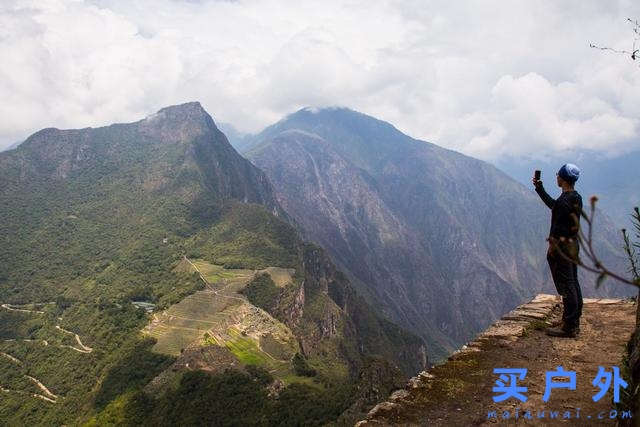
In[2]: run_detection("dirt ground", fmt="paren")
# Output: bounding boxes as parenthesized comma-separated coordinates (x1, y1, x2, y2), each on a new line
(358, 297, 637, 426)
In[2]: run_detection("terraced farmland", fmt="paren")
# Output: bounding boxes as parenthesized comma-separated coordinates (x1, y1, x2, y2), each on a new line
(146, 289, 242, 355)
(145, 259, 300, 381)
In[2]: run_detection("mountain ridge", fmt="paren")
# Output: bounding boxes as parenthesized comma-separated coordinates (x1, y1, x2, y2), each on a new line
(245, 106, 633, 360)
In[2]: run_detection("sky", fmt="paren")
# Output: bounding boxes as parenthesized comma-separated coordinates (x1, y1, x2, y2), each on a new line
(1, 0, 640, 161)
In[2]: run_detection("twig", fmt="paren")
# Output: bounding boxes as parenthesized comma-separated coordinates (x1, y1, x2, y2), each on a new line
(590, 17, 640, 62)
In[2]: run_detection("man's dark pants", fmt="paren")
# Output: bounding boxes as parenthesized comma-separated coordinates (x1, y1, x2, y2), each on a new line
(547, 240, 583, 330)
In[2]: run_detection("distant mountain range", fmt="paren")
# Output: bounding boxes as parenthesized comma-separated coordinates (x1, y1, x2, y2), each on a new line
(236, 107, 634, 360)
(222, 121, 640, 233)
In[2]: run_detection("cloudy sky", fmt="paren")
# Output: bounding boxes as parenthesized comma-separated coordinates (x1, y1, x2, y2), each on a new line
(2, 0, 639, 161)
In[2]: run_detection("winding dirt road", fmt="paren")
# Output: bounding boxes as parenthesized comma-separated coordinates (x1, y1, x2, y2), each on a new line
(0, 351, 59, 404)
(1, 304, 45, 314)
(0, 352, 22, 365)
(0, 302, 94, 404)
(55, 326, 93, 353)
(26, 375, 58, 400)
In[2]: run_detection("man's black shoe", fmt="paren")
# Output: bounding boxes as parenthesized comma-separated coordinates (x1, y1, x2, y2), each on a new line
(547, 319, 563, 327)
(545, 326, 578, 338)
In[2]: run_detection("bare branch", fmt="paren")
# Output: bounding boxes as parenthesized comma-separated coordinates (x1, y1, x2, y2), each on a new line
(589, 44, 634, 56)
(590, 18, 640, 63)
(549, 199, 640, 288)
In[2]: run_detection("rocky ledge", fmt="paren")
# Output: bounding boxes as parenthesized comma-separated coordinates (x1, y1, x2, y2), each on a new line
(356, 294, 636, 426)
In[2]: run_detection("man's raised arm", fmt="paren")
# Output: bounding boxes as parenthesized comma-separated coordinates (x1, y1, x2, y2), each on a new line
(533, 179, 555, 209)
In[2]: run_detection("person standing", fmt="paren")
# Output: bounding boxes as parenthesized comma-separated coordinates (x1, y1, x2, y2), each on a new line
(532, 164, 583, 338)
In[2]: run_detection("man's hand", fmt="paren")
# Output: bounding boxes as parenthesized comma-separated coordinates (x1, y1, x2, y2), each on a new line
(532, 176, 543, 189)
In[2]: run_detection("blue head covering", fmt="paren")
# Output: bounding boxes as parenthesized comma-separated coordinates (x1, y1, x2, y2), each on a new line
(558, 163, 580, 184)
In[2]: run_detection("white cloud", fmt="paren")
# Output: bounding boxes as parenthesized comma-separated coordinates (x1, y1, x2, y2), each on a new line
(1, 0, 639, 160)
(448, 72, 639, 160)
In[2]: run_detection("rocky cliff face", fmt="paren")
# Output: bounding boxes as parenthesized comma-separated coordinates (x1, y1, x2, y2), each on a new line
(245, 107, 632, 360)
(297, 243, 427, 377)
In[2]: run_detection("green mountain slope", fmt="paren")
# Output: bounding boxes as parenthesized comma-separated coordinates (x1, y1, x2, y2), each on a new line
(0, 102, 425, 425)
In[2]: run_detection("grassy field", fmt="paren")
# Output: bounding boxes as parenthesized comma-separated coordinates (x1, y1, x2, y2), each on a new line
(192, 261, 254, 285)
(224, 326, 275, 366)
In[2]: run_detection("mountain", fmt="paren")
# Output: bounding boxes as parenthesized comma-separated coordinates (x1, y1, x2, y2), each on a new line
(0, 140, 23, 152)
(0, 102, 282, 302)
(217, 122, 255, 153)
(244, 107, 634, 360)
(492, 152, 640, 231)
(0, 102, 425, 425)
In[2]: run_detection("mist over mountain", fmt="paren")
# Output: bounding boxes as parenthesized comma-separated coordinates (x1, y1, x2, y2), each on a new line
(244, 107, 634, 360)
(0, 140, 23, 152)
(217, 122, 254, 154)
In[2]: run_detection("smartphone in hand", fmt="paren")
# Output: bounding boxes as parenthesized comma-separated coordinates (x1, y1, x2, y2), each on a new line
(534, 170, 541, 180)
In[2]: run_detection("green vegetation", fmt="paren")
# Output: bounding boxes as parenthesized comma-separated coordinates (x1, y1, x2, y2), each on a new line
(240, 272, 281, 312)
(0, 112, 424, 425)
(224, 327, 274, 366)
(0, 301, 174, 425)
(0, 121, 302, 424)
(188, 202, 299, 270)
(292, 352, 317, 377)
(191, 260, 252, 283)
(88, 368, 357, 427)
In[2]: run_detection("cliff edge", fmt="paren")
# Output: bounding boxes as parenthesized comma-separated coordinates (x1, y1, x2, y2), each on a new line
(357, 294, 636, 426)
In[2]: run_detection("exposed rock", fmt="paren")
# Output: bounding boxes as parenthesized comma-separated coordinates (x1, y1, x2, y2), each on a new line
(360, 293, 559, 423)
(284, 281, 305, 328)
(368, 401, 400, 418)
(266, 379, 284, 397)
(389, 389, 410, 401)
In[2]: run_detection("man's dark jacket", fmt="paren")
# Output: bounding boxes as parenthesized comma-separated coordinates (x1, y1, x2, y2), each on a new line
(534, 182, 583, 239)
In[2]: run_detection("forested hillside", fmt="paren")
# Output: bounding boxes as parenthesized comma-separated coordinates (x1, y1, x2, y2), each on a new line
(0, 102, 425, 425)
